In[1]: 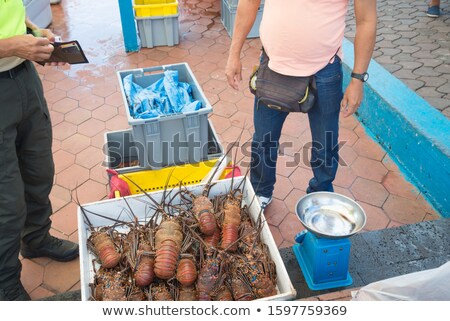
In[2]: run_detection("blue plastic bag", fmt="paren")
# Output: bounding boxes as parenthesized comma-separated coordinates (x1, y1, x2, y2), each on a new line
(123, 70, 202, 119)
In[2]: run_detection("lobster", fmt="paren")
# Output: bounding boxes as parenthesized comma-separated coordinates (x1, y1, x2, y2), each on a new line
(176, 224, 199, 287)
(79, 199, 122, 269)
(229, 257, 256, 301)
(220, 194, 242, 252)
(215, 283, 234, 301)
(176, 254, 198, 286)
(180, 151, 237, 237)
(244, 260, 277, 298)
(203, 227, 221, 248)
(126, 284, 147, 301)
(133, 241, 155, 287)
(191, 193, 218, 236)
(196, 250, 225, 301)
(88, 228, 122, 269)
(120, 171, 184, 281)
(154, 217, 183, 279)
(240, 207, 278, 299)
(119, 200, 156, 288)
(240, 241, 278, 299)
(92, 267, 127, 301)
(237, 210, 261, 255)
(151, 282, 174, 301)
(178, 285, 198, 301)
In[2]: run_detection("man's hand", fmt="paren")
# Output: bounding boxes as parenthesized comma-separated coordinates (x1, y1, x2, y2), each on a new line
(340, 78, 364, 118)
(343, 0, 377, 117)
(12, 34, 54, 62)
(225, 54, 242, 90)
(33, 29, 67, 66)
(34, 28, 57, 42)
(21, 18, 66, 66)
(225, 0, 261, 90)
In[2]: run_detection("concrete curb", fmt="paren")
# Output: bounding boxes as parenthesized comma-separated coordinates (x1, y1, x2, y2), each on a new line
(342, 38, 450, 217)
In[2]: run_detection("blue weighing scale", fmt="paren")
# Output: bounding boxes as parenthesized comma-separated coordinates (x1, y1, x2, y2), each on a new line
(293, 231, 353, 290)
(292, 192, 366, 291)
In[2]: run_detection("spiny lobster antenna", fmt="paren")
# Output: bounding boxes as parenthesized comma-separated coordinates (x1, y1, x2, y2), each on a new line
(201, 131, 237, 197)
(230, 124, 246, 195)
(121, 173, 168, 216)
(73, 183, 130, 228)
(73, 186, 94, 231)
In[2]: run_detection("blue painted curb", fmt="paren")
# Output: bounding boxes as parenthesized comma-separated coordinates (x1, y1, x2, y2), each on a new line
(341, 38, 450, 217)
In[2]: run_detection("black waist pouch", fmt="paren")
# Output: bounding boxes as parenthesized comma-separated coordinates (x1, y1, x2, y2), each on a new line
(249, 49, 316, 113)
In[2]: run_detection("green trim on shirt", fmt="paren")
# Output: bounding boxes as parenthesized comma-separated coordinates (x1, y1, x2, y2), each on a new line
(0, 0, 26, 40)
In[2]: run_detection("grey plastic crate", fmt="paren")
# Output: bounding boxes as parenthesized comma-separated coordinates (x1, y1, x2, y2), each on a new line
(221, 0, 264, 38)
(227, 0, 264, 7)
(136, 14, 179, 48)
(104, 120, 224, 175)
(117, 63, 213, 169)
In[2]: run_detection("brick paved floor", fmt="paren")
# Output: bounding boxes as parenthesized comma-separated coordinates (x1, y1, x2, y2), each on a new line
(17, 0, 442, 300)
(345, 0, 450, 119)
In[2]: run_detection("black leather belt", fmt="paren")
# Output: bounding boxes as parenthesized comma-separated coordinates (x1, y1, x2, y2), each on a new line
(0, 62, 27, 79)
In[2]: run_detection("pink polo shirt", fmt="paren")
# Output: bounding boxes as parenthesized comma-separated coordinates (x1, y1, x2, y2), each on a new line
(259, 0, 349, 76)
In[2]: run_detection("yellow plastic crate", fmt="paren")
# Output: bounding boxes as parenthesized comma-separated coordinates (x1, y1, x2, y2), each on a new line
(134, 1, 178, 17)
(118, 158, 224, 196)
(134, 0, 176, 5)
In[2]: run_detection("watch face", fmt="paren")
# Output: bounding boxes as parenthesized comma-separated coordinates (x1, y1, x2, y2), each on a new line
(363, 73, 369, 82)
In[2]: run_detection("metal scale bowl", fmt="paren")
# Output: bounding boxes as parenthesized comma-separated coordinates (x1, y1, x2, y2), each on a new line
(292, 192, 366, 291)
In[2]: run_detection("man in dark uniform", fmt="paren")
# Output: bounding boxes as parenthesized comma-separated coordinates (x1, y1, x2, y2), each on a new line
(0, 0, 79, 301)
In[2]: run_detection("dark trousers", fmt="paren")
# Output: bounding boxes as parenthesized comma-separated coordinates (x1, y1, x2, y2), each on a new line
(251, 56, 343, 197)
(0, 61, 54, 288)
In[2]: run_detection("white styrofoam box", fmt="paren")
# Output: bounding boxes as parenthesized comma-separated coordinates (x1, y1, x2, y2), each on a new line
(78, 176, 297, 301)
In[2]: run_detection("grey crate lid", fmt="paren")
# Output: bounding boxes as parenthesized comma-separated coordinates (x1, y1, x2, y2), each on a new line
(226, 0, 265, 8)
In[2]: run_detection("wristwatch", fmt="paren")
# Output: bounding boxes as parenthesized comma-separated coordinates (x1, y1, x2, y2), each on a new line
(351, 71, 369, 82)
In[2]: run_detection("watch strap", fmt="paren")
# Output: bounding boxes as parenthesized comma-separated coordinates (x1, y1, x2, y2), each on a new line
(351, 72, 369, 82)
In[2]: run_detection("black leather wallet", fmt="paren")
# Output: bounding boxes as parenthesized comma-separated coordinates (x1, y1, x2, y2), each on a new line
(36, 40, 89, 66)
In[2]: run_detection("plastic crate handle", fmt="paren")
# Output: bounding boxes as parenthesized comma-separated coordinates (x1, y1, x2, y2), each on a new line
(141, 63, 187, 76)
(129, 65, 166, 79)
(142, 65, 166, 75)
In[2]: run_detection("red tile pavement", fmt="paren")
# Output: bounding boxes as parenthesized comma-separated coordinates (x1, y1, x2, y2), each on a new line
(18, 0, 441, 300)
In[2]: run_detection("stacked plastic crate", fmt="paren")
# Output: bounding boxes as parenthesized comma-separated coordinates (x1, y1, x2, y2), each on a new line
(221, 0, 264, 38)
(133, 0, 180, 48)
(103, 63, 232, 197)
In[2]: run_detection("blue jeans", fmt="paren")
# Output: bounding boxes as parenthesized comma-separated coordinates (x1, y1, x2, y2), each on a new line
(250, 56, 343, 197)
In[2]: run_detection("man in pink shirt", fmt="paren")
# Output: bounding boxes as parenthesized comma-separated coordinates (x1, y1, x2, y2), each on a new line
(226, 0, 377, 208)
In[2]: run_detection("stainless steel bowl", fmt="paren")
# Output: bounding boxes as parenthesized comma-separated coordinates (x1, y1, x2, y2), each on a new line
(295, 192, 366, 239)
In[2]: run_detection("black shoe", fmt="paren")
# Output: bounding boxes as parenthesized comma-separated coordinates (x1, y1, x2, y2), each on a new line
(0, 281, 31, 301)
(21, 236, 79, 262)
